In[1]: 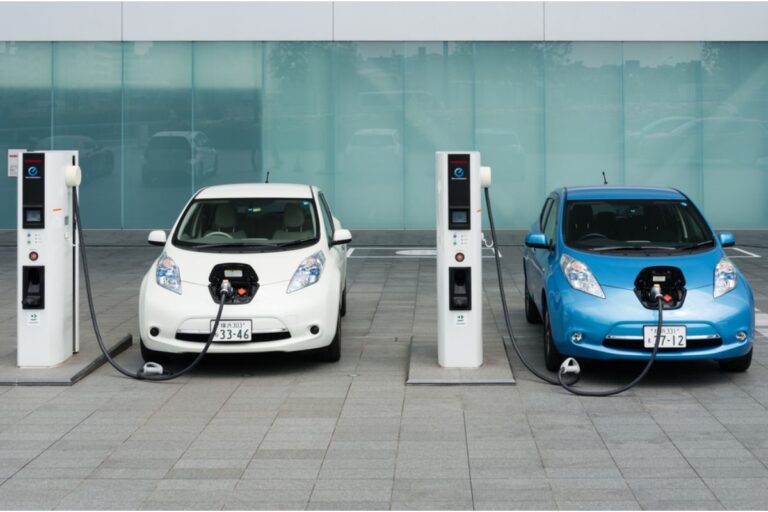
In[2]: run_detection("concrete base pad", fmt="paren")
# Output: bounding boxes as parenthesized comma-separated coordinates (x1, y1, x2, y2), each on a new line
(406, 336, 515, 385)
(0, 335, 132, 386)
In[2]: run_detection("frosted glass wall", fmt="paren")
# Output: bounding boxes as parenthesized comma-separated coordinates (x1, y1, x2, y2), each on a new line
(1, 41, 767, 229)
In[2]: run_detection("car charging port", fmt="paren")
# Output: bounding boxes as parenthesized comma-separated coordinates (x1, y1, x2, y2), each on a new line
(634, 266, 686, 309)
(208, 263, 259, 304)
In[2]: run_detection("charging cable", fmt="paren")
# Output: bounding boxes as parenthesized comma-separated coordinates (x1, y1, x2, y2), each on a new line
(73, 188, 230, 381)
(483, 187, 665, 396)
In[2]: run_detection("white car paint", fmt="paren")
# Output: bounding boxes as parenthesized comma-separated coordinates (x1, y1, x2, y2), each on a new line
(139, 183, 349, 355)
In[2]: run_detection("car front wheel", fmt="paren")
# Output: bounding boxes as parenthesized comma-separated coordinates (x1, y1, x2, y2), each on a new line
(140, 338, 171, 365)
(718, 349, 752, 372)
(543, 306, 565, 372)
(314, 314, 341, 362)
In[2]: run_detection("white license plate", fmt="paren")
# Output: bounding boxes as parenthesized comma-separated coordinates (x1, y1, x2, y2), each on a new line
(210, 320, 252, 342)
(643, 325, 686, 348)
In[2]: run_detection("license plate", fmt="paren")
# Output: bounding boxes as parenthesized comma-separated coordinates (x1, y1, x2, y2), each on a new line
(643, 325, 686, 348)
(210, 320, 252, 342)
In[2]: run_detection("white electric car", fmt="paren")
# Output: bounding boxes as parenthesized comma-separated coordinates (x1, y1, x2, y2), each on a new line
(138, 183, 351, 363)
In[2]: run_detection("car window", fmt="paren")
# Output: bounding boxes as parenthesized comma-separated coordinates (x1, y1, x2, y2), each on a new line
(173, 197, 319, 251)
(539, 198, 553, 230)
(318, 192, 335, 243)
(543, 195, 559, 245)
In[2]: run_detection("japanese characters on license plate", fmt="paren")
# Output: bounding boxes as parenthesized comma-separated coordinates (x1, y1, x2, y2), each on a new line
(643, 325, 686, 348)
(210, 320, 252, 342)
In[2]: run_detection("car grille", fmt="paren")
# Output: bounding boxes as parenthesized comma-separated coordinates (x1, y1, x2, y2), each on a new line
(603, 336, 722, 352)
(175, 331, 291, 343)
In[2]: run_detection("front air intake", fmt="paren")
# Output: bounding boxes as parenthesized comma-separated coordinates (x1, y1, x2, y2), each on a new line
(634, 266, 686, 309)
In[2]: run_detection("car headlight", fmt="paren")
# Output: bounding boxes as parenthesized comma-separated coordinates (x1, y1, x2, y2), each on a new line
(287, 251, 326, 294)
(156, 252, 182, 294)
(560, 253, 605, 298)
(714, 257, 737, 298)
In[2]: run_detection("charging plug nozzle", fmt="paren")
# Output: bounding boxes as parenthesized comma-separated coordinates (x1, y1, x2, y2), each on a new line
(219, 279, 234, 298)
(651, 284, 664, 303)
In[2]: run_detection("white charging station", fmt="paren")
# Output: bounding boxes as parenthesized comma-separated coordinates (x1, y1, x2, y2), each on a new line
(16, 150, 81, 368)
(436, 151, 490, 368)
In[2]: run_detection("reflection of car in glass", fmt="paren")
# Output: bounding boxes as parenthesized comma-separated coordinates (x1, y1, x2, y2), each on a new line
(344, 128, 402, 157)
(475, 128, 525, 179)
(142, 131, 218, 185)
(139, 183, 351, 363)
(38, 136, 114, 177)
(632, 117, 768, 164)
(524, 186, 753, 372)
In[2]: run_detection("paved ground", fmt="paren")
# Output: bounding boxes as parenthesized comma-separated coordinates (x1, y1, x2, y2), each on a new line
(0, 230, 768, 510)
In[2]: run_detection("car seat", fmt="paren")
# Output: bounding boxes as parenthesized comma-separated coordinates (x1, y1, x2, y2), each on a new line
(206, 204, 245, 239)
(568, 204, 594, 241)
(273, 203, 313, 241)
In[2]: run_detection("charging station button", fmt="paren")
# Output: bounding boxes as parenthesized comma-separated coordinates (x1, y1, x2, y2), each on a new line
(455, 252, 465, 262)
(29, 251, 39, 261)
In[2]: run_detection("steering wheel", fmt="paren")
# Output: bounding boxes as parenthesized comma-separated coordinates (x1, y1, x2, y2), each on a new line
(578, 233, 609, 241)
(203, 231, 233, 239)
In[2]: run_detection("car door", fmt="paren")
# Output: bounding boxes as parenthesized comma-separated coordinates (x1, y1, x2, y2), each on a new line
(529, 194, 559, 311)
(526, 197, 552, 299)
(318, 191, 347, 294)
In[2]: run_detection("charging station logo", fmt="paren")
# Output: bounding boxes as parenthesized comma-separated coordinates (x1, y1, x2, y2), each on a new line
(452, 167, 466, 179)
(27, 166, 38, 177)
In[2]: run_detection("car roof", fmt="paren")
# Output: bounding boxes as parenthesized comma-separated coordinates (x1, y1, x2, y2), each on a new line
(564, 186, 687, 201)
(195, 183, 315, 200)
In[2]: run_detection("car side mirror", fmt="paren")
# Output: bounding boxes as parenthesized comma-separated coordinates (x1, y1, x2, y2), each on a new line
(718, 232, 735, 248)
(331, 229, 352, 247)
(148, 230, 167, 246)
(525, 232, 550, 250)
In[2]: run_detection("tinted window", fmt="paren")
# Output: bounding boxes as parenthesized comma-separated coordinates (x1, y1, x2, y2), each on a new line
(563, 199, 714, 253)
(539, 198, 553, 230)
(318, 192, 335, 242)
(543, 196, 559, 245)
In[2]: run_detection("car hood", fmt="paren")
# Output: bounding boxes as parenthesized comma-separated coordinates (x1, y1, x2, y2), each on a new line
(162, 245, 323, 287)
(565, 247, 724, 290)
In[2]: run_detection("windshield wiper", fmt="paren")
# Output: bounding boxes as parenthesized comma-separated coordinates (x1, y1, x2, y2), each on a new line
(274, 238, 315, 248)
(193, 242, 278, 251)
(591, 245, 679, 252)
(678, 240, 715, 251)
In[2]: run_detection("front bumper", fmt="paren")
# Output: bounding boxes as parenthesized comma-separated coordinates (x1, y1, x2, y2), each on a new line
(139, 274, 340, 354)
(548, 280, 754, 361)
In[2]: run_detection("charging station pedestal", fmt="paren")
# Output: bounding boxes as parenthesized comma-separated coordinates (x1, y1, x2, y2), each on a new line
(16, 151, 80, 368)
(436, 151, 483, 368)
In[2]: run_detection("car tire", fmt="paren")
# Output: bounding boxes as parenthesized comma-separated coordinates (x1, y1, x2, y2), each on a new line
(314, 314, 341, 363)
(718, 349, 752, 372)
(340, 287, 347, 318)
(524, 274, 542, 324)
(140, 338, 171, 364)
(543, 305, 565, 372)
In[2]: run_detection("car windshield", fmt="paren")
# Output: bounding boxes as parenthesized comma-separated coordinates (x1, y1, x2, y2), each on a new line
(563, 199, 714, 253)
(173, 197, 318, 251)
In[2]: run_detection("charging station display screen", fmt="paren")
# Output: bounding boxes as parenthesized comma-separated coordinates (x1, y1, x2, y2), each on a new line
(451, 210, 468, 225)
(25, 209, 42, 224)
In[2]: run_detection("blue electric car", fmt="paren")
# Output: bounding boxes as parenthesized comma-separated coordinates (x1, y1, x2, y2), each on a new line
(523, 186, 754, 372)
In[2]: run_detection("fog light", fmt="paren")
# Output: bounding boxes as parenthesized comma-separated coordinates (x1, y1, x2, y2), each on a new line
(736, 331, 748, 342)
(571, 332, 583, 343)
(150, 327, 160, 337)
(310, 325, 319, 335)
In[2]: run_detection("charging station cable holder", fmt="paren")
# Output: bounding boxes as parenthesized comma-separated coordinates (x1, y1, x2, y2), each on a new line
(64, 165, 82, 188)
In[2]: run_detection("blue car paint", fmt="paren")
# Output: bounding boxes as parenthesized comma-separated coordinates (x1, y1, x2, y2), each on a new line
(524, 186, 754, 361)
